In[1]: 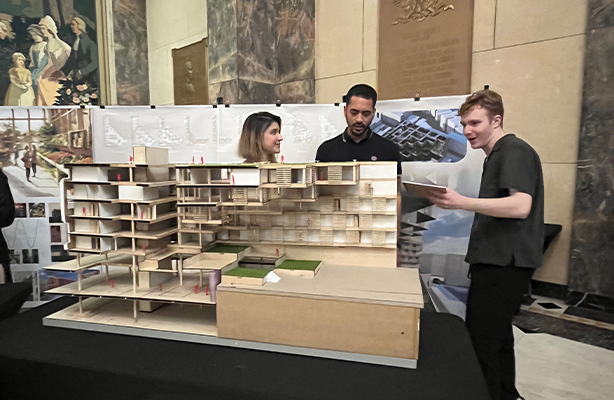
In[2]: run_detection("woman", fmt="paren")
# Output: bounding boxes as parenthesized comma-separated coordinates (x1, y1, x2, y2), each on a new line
(27, 24, 48, 99)
(31, 144, 38, 177)
(21, 146, 32, 183)
(238, 112, 283, 163)
(4, 53, 35, 106)
(36, 15, 70, 105)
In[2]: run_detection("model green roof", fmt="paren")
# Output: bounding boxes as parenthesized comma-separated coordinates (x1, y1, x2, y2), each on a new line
(276, 260, 321, 271)
(223, 267, 269, 278)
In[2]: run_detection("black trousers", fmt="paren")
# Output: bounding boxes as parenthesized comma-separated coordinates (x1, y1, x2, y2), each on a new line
(465, 264, 534, 400)
(0, 248, 11, 283)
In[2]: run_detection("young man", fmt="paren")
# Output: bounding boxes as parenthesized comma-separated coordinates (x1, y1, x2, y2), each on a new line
(426, 89, 544, 400)
(315, 84, 402, 175)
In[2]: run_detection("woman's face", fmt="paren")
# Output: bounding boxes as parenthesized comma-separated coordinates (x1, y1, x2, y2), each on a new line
(40, 24, 51, 38)
(15, 57, 25, 67)
(262, 122, 283, 155)
(31, 31, 42, 42)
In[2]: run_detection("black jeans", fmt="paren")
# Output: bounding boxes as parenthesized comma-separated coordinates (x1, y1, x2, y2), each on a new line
(465, 264, 534, 400)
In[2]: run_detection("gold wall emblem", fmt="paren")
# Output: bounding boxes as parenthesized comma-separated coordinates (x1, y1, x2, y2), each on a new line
(392, 0, 454, 24)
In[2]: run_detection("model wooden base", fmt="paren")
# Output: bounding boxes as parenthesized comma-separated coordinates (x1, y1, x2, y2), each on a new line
(43, 298, 417, 368)
(217, 265, 422, 360)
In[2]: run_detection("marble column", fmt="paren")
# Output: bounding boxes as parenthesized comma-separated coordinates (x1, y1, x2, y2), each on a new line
(207, 0, 315, 104)
(569, 0, 614, 298)
(112, 0, 150, 105)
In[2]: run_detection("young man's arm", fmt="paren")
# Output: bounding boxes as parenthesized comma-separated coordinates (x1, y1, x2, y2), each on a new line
(427, 188, 532, 219)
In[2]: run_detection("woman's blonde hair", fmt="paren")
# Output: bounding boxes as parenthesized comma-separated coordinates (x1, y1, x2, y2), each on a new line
(238, 112, 281, 163)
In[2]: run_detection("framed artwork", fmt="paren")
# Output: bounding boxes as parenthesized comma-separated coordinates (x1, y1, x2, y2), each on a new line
(172, 38, 209, 105)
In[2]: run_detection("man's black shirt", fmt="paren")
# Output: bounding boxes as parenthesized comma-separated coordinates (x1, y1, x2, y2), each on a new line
(315, 128, 402, 174)
(465, 134, 544, 269)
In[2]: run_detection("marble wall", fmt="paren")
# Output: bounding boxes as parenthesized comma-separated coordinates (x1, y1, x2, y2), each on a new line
(471, 0, 588, 286)
(316, 1, 592, 288)
(315, 0, 377, 103)
(208, 0, 238, 87)
(207, 0, 315, 104)
(113, 0, 150, 105)
(147, 0, 208, 105)
(570, 0, 614, 298)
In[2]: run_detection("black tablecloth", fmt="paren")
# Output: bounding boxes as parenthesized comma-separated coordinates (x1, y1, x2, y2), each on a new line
(0, 297, 489, 400)
(0, 282, 31, 321)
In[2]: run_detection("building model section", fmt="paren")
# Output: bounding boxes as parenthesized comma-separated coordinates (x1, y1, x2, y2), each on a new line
(44, 147, 423, 368)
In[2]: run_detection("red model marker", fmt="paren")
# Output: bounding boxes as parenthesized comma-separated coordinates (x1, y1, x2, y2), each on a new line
(201, 156, 204, 164)
(140, 211, 144, 220)
(194, 285, 199, 294)
(281, 155, 285, 162)
(232, 175, 235, 185)
(82, 207, 86, 215)
(276, 248, 279, 257)
(192, 156, 195, 163)
(159, 283, 163, 291)
(117, 173, 121, 181)
(142, 244, 146, 252)
(204, 286, 209, 295)
(129, 155, 133, 162)
(110, 279, 115, 288)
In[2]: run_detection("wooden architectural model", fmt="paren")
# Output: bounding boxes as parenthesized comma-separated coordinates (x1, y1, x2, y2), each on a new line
(44, 147, 423, 368)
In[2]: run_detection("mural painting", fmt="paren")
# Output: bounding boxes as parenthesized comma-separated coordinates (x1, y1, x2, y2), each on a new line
(0, 1, 99, 106)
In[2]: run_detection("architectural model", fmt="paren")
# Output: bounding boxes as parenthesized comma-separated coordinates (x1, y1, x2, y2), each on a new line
(44, 147, 423, 368)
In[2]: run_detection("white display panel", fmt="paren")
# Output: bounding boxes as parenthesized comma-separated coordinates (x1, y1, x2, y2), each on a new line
(92, 104, 347, 164)
(92, 106, 217, 163)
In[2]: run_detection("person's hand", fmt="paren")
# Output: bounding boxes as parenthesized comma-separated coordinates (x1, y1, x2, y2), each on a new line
(426, 188, 467, 210)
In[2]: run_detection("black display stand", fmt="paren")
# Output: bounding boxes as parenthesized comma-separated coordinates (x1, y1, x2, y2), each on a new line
(0, 297, 489, 400)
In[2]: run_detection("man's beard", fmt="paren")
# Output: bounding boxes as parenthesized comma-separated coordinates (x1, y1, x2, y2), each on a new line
(350, 124, 366, 136)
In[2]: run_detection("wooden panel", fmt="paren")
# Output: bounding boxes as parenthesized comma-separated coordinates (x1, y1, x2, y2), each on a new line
(378, 0, 474, 99)
(217, 291, 420, 359)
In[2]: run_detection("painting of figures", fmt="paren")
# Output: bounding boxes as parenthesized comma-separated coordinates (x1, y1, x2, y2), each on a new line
(0, 1, 99, 106)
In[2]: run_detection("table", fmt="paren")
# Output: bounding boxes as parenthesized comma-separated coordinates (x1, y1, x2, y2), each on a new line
(0, 297, 489, 400)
